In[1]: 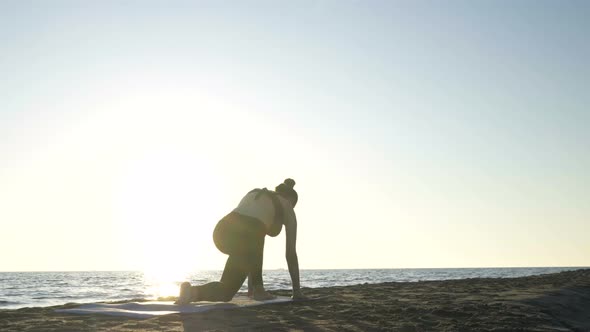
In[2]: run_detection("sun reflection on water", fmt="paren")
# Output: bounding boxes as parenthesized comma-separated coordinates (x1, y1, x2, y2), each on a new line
(142, 267, 192, 299)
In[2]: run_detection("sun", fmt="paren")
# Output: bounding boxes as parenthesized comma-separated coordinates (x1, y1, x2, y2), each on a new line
(142, 263, 193, 298)
(112, 146, 229, 291)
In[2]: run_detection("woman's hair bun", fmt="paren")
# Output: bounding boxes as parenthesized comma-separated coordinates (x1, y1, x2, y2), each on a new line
(276, 178, 298, 206)
(283, 178, 296, 189)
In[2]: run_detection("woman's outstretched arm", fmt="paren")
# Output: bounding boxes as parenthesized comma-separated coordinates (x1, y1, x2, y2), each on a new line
(285, 209, 305, 299)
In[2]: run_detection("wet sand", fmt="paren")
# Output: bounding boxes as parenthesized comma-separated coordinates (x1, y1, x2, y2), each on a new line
(1, 269, 589, 331)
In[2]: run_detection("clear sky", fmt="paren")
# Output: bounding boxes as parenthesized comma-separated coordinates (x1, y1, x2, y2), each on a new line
(1, 0, 589, 272)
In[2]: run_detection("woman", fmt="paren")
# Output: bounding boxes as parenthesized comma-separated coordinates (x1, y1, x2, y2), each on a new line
(175, 178, 304, 304)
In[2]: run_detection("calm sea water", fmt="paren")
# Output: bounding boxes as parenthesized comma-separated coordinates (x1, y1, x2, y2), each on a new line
(0, 267, 585, 309)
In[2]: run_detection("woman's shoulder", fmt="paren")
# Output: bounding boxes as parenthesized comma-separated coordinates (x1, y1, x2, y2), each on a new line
(276, 195, 296, 227)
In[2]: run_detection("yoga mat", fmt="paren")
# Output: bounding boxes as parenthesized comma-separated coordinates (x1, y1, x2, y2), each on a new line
(55, 296, 293, 319)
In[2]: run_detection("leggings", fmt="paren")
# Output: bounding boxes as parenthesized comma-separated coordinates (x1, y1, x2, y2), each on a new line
(191, 212, 266, 302)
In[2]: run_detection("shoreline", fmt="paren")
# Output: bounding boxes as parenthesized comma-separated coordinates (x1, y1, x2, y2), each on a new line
(2, 266, 586, 311)
(1, 269, 589, 331)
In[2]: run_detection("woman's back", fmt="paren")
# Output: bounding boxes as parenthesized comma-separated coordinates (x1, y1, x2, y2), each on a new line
(232, 190, 275, 229)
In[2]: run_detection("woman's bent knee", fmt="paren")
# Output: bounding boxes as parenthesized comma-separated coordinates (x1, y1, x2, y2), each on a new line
(220, 292, 235, 302)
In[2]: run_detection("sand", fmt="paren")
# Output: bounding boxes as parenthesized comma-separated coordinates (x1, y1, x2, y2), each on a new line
(1, 269, 589, 331)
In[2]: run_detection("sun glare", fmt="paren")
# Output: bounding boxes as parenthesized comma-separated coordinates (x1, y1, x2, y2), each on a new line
(112, 140, 228, 279)
(142, 264, 193, 298)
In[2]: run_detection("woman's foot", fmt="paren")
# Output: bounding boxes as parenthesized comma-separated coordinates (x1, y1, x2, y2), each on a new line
(174, 282, 192, 305)
(251, 286, 276, 301)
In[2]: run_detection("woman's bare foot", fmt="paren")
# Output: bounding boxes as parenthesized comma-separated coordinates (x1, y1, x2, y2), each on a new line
(174, 282, 192, 305)
(291, 289, 307, 300)
(251, 287, 276, 301)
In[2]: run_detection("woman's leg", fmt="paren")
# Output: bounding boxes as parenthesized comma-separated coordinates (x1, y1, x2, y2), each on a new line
(180, 213, 266, 303)
(247, 233, 264, 288)
(189, 254, 248, 302)
(247, 234, 275, 300)
(189, 233, 265, 302)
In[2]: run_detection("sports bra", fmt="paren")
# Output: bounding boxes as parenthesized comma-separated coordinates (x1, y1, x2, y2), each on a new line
(232, 188, 288, 237)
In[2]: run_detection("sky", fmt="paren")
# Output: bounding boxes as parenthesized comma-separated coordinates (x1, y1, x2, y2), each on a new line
(1, 0, 589, 272)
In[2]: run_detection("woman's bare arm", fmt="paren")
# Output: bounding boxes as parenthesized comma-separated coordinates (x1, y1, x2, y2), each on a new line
(285, 208, 304, 298)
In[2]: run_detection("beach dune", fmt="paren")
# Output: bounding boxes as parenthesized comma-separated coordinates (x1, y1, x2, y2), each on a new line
(1, 269, 589, 331)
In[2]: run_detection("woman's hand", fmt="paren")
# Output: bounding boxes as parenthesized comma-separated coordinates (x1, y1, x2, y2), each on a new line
(291, 289, 307, 300)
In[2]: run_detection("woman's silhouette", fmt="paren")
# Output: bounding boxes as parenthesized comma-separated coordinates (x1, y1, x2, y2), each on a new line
(175, 178, 304, 304)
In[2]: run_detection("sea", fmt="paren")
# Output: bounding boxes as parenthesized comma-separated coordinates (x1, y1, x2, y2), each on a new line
(0, 267, 586, 309)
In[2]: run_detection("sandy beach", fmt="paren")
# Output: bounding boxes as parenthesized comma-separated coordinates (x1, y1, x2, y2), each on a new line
(1, 269, 588, 331)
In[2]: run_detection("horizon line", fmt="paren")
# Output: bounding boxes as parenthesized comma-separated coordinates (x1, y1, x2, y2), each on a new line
(1, 266, 588, 273)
